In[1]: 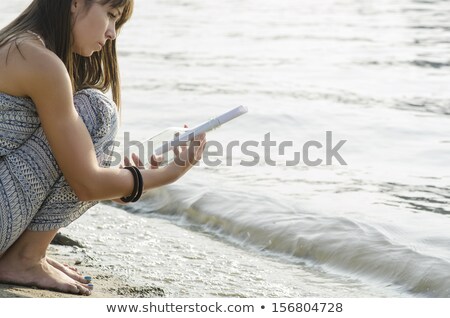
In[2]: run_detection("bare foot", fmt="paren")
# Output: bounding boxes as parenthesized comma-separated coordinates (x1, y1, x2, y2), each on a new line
(46, 257, 91, 284)
(0, 256, 91, 295)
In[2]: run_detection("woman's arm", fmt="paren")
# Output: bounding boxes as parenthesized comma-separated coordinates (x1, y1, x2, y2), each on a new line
(14, 42, 204, 202)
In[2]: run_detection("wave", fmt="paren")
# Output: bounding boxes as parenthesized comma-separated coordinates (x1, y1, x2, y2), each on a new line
(112, 185, 450, 297)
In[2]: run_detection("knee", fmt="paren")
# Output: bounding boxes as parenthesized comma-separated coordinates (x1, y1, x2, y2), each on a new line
(73, 89, 118, 141)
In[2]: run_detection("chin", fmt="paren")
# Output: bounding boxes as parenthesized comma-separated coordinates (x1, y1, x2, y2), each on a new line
(74, 48, 96, 57)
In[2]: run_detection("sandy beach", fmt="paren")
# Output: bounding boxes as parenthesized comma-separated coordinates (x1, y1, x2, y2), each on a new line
(1, 202, 408, 298)
(0, 236, 165, 298)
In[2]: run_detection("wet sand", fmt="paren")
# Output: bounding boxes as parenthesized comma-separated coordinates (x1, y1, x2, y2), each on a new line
(0, 243, 164, 298)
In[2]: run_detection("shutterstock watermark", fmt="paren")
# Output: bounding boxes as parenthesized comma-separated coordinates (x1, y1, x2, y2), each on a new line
(103, 131, 347, 167)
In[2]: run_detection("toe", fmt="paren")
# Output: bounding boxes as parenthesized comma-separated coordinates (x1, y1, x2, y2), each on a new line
(76, 276, 90, 284)
(63, 282, 83, 295)
(84, 275, 92, 283)
(66, 265, 80, 273)
(76, 283, 91, 296)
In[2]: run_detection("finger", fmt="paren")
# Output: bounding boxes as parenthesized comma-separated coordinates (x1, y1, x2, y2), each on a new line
(173, 147, 181, 166)
(195, 139, 207, 161)
(154, 154, 164, 164)
(188, 139, 201, 166)
(174, 145, 189, 167)
(124, 156, 131, 167)
(173, 145, 182, 166)
(192, 132, 205, 149)
(193, 139, 206, 162)
(173, 132, 186, 153)
(150, 155, 158, 169)
(132, 153, 144, 169)
(131, 153, 138, 166)
(195, 132, 206, 141)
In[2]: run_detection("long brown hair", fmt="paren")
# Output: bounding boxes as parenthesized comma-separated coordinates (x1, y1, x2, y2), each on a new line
(0, 0, 134, 109)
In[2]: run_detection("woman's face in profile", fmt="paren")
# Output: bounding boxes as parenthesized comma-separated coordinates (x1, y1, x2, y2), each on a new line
(71, 1, 122, 56)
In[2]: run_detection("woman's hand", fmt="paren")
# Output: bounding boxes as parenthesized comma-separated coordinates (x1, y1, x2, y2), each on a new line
(168, 124, 206, 178)
(111, 124, 206, 204)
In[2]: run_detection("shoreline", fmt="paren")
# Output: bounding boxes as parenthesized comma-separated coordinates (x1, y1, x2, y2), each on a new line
(1, 203, 409, 298)
(0, 240, 165, 298)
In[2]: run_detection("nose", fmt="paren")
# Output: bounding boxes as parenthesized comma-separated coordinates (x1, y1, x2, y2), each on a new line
(106, 22, 117, 41)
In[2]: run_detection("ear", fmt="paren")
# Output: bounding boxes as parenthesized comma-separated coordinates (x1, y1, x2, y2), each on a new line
(71, 0, 79, 14)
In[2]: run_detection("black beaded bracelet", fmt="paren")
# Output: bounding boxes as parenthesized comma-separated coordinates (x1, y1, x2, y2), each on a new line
(120, 166, 139, 203)
(131, 166, 143, 203)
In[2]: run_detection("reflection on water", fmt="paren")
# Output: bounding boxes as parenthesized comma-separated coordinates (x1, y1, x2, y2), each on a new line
(380, 182, 450, 214)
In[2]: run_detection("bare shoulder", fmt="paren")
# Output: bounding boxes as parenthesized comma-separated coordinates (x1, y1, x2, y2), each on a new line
(15, 43, 71, 98)
(0, 35, 71, 100)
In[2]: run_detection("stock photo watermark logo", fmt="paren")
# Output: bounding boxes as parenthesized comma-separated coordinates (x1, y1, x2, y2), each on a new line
(103, 131, 347, 167)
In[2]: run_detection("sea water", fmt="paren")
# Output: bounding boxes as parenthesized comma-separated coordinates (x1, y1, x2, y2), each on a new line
(1, 0, 449, 297)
